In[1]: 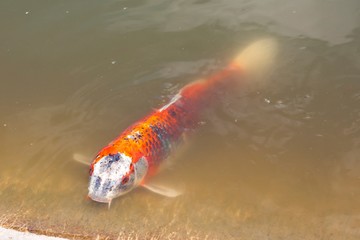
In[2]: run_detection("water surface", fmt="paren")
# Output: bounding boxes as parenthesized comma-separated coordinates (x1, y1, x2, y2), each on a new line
(1, 0, 360, 239)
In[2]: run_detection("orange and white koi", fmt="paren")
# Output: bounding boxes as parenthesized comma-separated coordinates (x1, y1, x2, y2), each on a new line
(88, 39, 277, 204)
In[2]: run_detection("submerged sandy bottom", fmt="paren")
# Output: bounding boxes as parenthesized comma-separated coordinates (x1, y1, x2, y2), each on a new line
(0, 226, 68, 240)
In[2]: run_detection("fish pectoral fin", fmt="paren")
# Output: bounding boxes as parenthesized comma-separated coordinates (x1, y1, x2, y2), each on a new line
(142, 183, 182, 198)
(73, 153, 91, 166)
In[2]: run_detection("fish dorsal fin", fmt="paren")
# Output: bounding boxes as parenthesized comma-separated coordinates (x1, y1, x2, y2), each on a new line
(142, 183, 182, 198)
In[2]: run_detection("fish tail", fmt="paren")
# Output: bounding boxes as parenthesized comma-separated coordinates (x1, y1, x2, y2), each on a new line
(232, 38, 278, 81)
(179, 39, 278, 108)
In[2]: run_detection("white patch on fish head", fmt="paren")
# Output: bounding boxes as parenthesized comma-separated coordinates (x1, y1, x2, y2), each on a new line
(88, 152, 136, 203)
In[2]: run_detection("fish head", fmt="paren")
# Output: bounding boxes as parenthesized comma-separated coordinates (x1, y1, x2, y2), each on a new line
(88, 152, 135, 203)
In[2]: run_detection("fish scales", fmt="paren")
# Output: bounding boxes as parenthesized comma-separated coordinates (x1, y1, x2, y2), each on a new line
(91, 66, 240, 172)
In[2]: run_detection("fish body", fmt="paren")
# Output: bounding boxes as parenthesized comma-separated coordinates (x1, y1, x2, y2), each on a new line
(88, 39, 277, 204)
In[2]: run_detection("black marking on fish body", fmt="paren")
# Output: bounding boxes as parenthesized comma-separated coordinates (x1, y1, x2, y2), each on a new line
(95, 176, 102, 190)
(169, 109, 177, 117)
(149, 123, 174, 158)
(105, 153, 120, 165)
(102, 180, 112, 194)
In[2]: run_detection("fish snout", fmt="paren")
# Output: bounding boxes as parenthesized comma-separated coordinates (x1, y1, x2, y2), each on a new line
(87, 193, 111, 203)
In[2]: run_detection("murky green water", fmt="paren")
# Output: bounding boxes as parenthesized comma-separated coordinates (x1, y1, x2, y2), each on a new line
(1, 0, 360, 239)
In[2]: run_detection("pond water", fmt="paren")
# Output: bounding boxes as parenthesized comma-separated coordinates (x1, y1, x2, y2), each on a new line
(1, 0, 360, 239)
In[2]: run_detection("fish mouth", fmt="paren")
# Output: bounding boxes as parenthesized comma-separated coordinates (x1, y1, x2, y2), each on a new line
(88, 193, 111, 203)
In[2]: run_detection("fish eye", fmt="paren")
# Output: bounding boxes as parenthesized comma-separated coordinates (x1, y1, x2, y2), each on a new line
(121, 176, 129, 184)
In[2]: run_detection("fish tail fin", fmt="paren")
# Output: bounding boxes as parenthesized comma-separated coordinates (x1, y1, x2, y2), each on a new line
(178, 39, 278, 105)
(233, 38, 278, 82)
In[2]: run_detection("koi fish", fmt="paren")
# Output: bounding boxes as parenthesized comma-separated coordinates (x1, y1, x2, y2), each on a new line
(87, 39, 277, 205)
